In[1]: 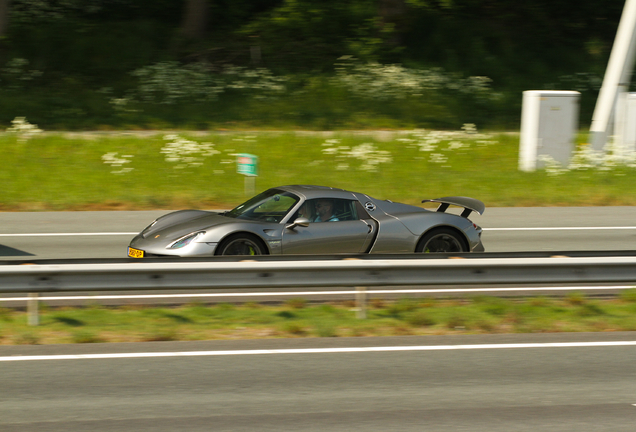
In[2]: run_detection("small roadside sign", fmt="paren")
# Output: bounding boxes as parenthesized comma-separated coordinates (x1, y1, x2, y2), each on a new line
(237, 153, 258, 176)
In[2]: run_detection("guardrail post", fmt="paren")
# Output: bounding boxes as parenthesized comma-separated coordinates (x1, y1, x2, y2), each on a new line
(28, 293, 39, 326)
(355, 286, 367, 319)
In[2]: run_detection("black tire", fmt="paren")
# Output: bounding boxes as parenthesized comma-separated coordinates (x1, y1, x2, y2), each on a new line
(216, 234, 266, 256)
(416, 228, 467, 253)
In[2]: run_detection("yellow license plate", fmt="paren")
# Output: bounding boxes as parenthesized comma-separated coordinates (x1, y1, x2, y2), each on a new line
(128, 247, 145, 258)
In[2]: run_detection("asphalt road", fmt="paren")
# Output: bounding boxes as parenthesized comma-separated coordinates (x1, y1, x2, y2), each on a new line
(1, 206, 636, 260)
(1, 332, 635, 432)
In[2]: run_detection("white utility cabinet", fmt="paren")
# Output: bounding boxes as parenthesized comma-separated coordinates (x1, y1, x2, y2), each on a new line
(519, 90, 580, 171)
(614, 92, 636, 154)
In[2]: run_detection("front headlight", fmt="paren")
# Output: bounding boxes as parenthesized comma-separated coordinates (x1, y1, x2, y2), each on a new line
(167, 231, 206, 249)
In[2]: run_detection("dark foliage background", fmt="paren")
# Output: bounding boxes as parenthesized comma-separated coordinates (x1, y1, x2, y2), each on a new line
(0, 0, 627, 130)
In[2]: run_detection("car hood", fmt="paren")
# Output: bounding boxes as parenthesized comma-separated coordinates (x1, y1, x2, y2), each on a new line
(142, 212, 236, 241)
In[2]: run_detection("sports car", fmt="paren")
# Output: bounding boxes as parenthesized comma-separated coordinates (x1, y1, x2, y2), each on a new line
(127, 185, 485, 257)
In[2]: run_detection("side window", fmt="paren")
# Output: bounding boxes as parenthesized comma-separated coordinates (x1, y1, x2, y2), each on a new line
(332, 199, 358, 221)
(354, 200, 371, 219)
(295, 199, 361, 223)
(301, 198, 358, 222)
(291, 201, 317, 222)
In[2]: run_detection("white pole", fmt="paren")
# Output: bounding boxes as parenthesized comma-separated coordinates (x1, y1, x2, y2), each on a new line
(590, 0, 636, 151)
(28, 293, 39, 326)
(355, 286, 367, 319)
(244, 176, 255, 196)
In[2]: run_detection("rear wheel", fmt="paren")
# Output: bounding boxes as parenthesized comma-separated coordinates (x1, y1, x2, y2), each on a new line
(216, 234, 266, 256)
(416, 228, 467, 253)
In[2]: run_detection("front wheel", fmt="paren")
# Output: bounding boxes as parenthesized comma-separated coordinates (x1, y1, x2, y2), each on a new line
(216, 234, 266, 256)
(416, 228, 467, 253)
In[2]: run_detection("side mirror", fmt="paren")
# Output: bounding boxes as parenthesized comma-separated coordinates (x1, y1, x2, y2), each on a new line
(286, 217, 310, 229)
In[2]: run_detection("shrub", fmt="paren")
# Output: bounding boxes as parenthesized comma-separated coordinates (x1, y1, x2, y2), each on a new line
(72, 330, 103, 344)
(386, 298, 419, 316)
(620, 288, 636, 303)
(566, 292, 586, 306)
(285, 298, 307, 309)
(576, 303, 605, 317)
(51, 314, 85, 327)
(473, 297, 509, 316)
(445, 313, 467, 330)
(405, 311, 436, 327)
(370, 298, 386, 309)
(13, 331, 41, 345)
(476, 319, 496, 332)
(419, 298, 436, 308)
(0, 307, 13, 322)
(142, 328, 178, 342)
(313, 321, 337, 337)
(527, 296, 551, 307)
(332, 56, 494, 102)
(281, 322, 305, 335)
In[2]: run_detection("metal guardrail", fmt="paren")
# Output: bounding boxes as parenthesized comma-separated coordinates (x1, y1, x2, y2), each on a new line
(2, 254, 636, 324)
(2, 256, 636, 293)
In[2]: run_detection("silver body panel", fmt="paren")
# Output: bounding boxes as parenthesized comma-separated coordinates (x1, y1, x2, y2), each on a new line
(128, 185, 484, 257)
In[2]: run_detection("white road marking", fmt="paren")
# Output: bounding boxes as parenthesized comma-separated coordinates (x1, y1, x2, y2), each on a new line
(1, 341, 635, 362)
(0, 285, 634, 302)
(485, 227, 636, 231)
(1, 227, 636, 236)
(0, 232, 137, 237)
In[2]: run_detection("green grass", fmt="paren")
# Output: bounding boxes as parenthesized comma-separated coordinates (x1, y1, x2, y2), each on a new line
(2, 128, 636, 211)
(2, 292, 636, 345)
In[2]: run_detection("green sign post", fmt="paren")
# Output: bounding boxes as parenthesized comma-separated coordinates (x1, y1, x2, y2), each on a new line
(237, 153, 258, 176)
(236, 153, 258, 195)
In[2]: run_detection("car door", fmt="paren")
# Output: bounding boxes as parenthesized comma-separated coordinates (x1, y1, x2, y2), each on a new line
(281, 198, 375, 254)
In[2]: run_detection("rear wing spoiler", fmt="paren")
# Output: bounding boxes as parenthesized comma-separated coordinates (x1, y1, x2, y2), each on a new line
(422, 196, 485, 218)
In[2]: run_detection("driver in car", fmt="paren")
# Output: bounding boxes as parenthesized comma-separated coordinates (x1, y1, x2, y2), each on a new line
(313, 199, 339, 222)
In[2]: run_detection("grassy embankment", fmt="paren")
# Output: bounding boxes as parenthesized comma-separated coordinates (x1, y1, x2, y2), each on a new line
(3, 127, 636, 345)
(3, 127, 636, 211)
(2, 292, 636, 345)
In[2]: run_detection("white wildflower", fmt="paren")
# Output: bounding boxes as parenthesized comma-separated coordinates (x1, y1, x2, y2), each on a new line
(429, 153, 448, 164)
(161, 134, 221, 169)
(6, 117, 43, 142)
(400, 126, 497, 153)
(101, 152, 134, 174)
(447, 141, 468, 150)
(476, 140, 498, 146)
(333, 57, 494, 101)
(321, 140, 392, 172)
(538, 155, 568, 176)
(461, 123, 477, 134)
(322, 147, 339, 155)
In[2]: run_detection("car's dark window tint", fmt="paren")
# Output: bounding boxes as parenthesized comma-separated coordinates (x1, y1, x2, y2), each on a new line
(294, 198, 361, 222)
(225, 189, 300, 223)
(354, 201, 371, 219)
(333, 199, 359, 221)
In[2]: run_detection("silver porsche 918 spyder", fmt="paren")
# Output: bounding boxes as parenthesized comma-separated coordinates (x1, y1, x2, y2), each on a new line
(127, 185, 485, 257)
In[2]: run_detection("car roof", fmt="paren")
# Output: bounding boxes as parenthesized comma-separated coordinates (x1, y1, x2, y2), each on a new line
(274, 185, 360, 200)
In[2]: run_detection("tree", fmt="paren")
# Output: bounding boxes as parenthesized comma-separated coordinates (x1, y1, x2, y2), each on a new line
(181, 0, 208, 39)
(379, 0, 408, 45)
(0, 0, 9, 38)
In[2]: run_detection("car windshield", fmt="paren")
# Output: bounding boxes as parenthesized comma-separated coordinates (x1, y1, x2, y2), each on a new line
(224, 189, 300, 223)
